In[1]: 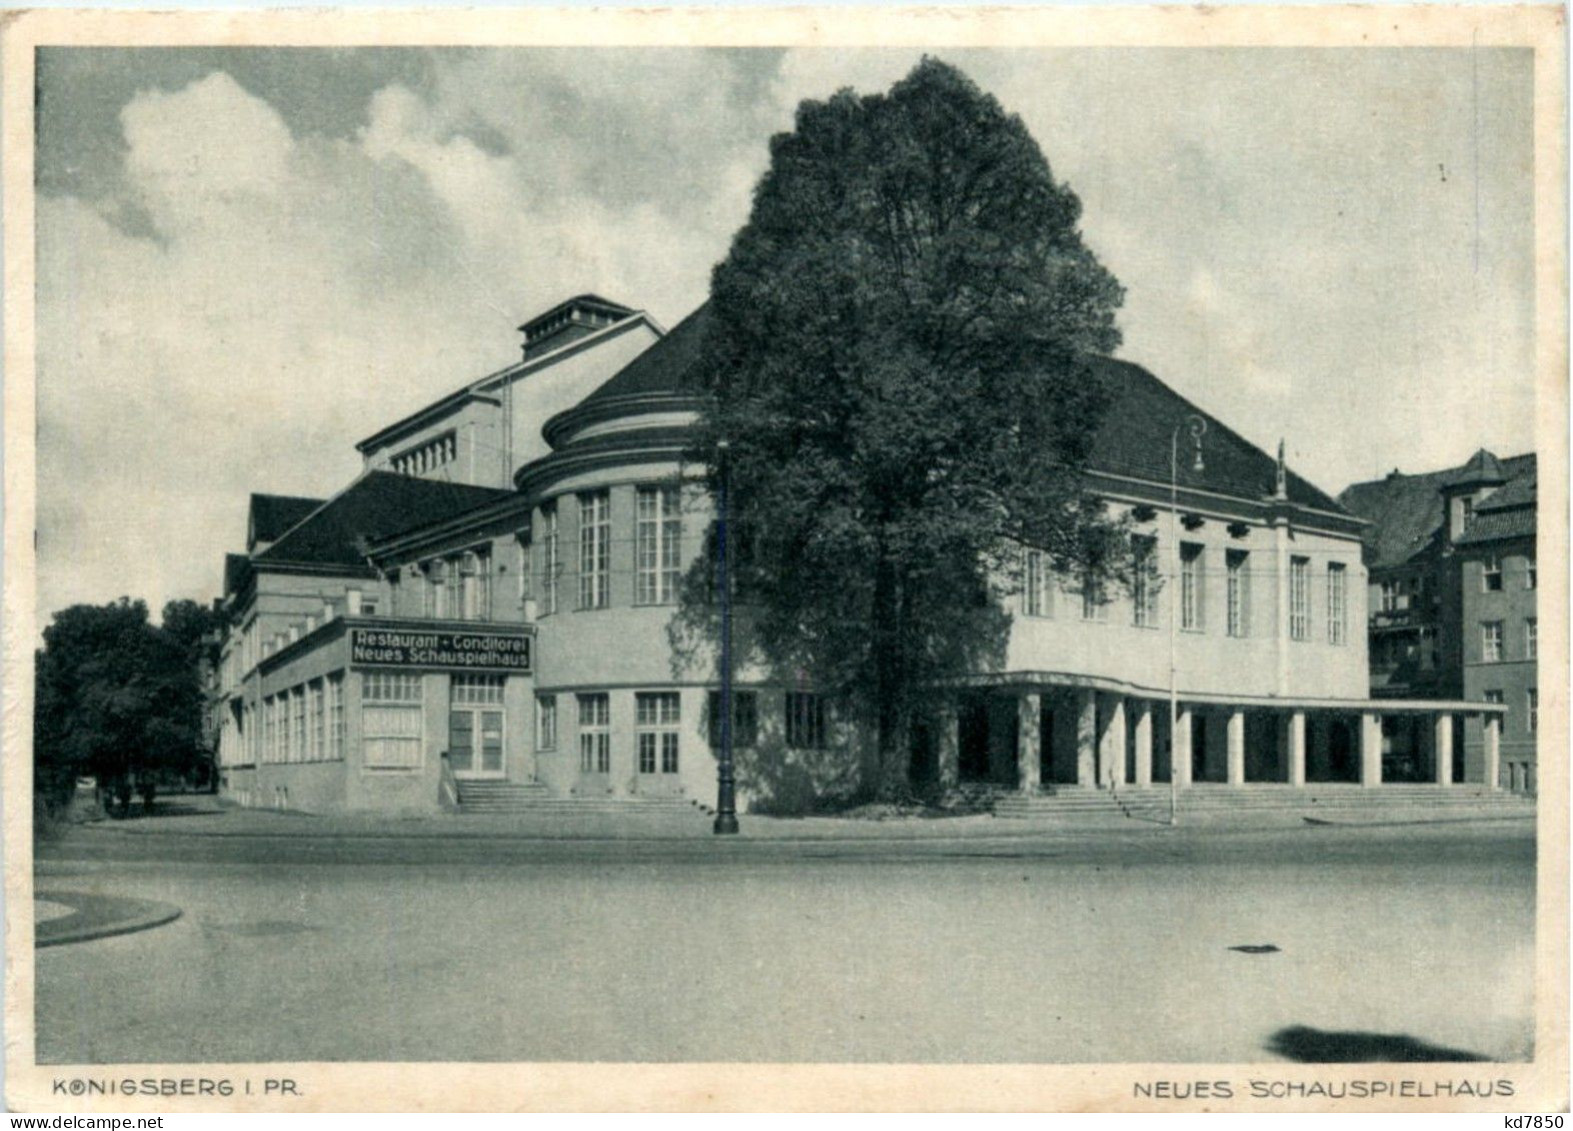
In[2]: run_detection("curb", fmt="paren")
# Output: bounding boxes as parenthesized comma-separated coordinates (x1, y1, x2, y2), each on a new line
(35, 890, 183, 948)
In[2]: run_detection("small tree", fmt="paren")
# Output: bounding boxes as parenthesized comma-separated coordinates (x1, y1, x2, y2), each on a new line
(34, 598, 210, 819)
(680, 58, 1131, 801)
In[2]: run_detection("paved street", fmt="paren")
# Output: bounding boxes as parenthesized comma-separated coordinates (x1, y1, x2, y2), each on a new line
(34, 819, 1534, 1065)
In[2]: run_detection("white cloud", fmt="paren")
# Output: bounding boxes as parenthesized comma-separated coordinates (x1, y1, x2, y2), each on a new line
(34, 49, 1537, 621)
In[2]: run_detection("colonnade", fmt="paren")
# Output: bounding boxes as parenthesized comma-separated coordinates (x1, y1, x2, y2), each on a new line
(934, 687, 1502, 793)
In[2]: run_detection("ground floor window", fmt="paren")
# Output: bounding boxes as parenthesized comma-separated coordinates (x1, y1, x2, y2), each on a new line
(578, 693, 610, 773)
(537, 694, 558, 750)
(786, 692, 828, 750)
(636, 692, 681, 773)
(708, 690, 759, 748)
(363, 671, 424, 769)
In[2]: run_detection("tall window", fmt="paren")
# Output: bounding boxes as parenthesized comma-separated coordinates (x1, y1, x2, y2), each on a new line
(1482, 556, 1503, 592)
(327, 674, 345, 760)
(427, 560, 448, 618)
(1528, 688, 1538, 734)
(578, 693, 611, 773)
(1460, 496, 1475, 531)
(363, 671, 424, 769)
(1080, 571, 1108, 622)
(1526, 618, 1537, 660)
(536, 694, 558, 750)
(1327, 562, 1347, 645)
(309, 679, 325, 761)
(540, 503, 559, 616)
(1526, 557, 1537, 590)
(636, 485, 683, 605)
(1482, 620, 1504, 662)
(635, 692, 681, 774)
(578, 490, 610, 609)
(458, 551, 490, 620)
(1289, 556, 1310, 641)
(1226, 550, 1249, 638)
(708, 690, 759, 748)
(1024, 549, 1053, 618)
(1131, 537, 1158, 628)
(290, 687, 306, 763)
(261, 697, 276, 764)
(1180, 543, 1204, 631)
(786, 692, 827, 750)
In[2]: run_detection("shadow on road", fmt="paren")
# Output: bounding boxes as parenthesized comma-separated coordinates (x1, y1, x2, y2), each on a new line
(1268, 1025, 1488, 1062)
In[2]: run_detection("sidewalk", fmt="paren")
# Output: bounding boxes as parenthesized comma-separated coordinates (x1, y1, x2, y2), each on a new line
(75, 793, 1534, 843)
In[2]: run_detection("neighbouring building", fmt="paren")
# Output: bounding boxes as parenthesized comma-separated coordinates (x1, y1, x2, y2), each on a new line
(209, 294, 1511, 815)
(1339, 450, 1538, 792)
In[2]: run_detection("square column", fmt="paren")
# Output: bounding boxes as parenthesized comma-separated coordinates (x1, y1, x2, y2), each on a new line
(1286, 711, 1307, 786)
(1172, 705, 1193, 787)
(1432, 712, 1453, 786)
(1076, 688, 1097, 786)
(1099, 694, 1127, 788)
(1359, 712, 1383, 787)
(1226, 710, 1246, 785)
(1132, 701, 1154, 786)
(1483, 713, 1501, 790)
(1016, 692, 1041, 794)
(936, 704, 960, 792)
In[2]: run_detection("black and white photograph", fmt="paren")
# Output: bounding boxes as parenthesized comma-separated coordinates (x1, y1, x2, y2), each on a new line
(5, 6, 1566, 1113)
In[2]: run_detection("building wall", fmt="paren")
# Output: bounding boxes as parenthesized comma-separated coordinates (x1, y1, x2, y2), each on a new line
(1459, 538, 1538, 788)
(1004, 508, 1368, 700)
(505, 322, 659, 471)
(361, 399, 507, 489)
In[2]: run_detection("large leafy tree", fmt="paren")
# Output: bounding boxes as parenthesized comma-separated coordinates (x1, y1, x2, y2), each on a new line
(34, 598, 213, 818)
(685, 58, 1130, 800)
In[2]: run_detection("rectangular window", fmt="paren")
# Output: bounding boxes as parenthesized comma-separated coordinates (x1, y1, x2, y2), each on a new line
(1327, 562, 1347, 646)
(1482, 621, 1504, 663)
(786, 692, 828, 750)
(1226, 550, 1249, 639)
(1526, 618, 1537, 660)
(309, 679, 325, 762)
(536, 694, 558, 750)
(451, 673, 505, 705)
(1290, 556, 1311, 641)
(1180, 543, 1204, 631)
(636, 485, 683, 605)
(1024, 549, 1053, 618)
(1080, 571, 1109, 622)
(578, 693, 611, 773)
(578, 490, 610, 610)
(1131, 538, 1158, 628)
(459, 551, 490, 620)
(708, 690, 760, 748)
(328, 674, 345, 760)
(1526, 557, 1537, 590)
(1483, 689, 1504, 705)
(540, 503, 560, 616)
(362, 671, 423, 769)
(1528, 688, 1538, 734)
(290, 687, 306, 763)
(635, 692, 681, 774)
(261, 696, 275, 764)
(427, 560, 448, 619)
(1482, 556, 1503, 592)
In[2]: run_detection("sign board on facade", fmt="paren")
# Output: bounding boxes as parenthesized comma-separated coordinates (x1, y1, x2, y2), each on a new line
(350, 629, 532, 672)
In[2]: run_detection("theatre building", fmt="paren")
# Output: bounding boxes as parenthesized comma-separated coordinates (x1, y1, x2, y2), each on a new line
(211, 295, 1515, 816)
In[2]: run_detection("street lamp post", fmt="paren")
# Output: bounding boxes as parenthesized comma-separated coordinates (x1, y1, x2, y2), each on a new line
(1168, 415, 1206, 827)
(714, 439, 740, 835)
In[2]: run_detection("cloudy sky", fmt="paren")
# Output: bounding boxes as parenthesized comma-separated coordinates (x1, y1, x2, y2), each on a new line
(35, 46, 1536, 619)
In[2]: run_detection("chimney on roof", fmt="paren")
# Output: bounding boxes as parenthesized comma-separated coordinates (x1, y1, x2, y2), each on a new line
(519, 295, 636, 361)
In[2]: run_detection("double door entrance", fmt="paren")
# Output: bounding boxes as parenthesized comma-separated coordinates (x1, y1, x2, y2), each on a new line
(449, 707, 504, 777)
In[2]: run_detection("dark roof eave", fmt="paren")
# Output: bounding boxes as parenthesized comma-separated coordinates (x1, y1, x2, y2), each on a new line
(541, 391, 708, 450)
(365, 493, 534, 561)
